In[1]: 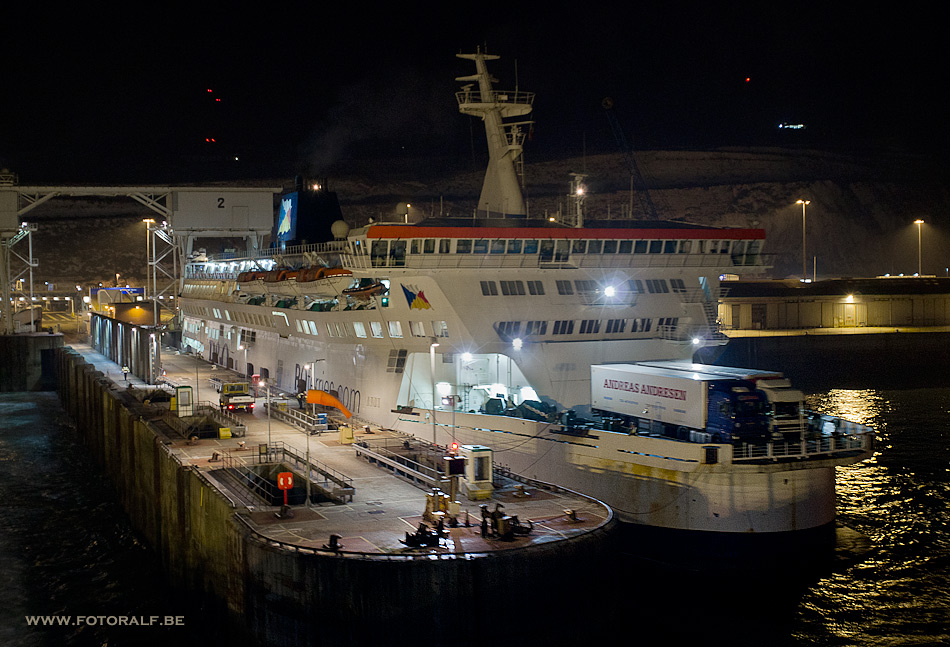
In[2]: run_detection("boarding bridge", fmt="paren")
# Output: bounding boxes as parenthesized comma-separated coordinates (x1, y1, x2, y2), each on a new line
(0, 177, 279, 336)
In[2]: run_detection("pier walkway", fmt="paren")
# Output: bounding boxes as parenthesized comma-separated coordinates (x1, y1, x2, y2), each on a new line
(67, 343, 612, 557)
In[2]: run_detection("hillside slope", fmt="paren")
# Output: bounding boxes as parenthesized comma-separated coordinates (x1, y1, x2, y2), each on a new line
(17, 147, 950, 287)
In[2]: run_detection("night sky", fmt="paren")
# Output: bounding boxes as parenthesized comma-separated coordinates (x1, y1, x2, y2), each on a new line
(1, 5, 944, 184)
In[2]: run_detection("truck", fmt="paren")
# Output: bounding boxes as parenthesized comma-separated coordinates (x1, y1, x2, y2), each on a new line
(638, 361, 807, 441)
(590, 363, 770, 443)
(219, 382, 255, 412)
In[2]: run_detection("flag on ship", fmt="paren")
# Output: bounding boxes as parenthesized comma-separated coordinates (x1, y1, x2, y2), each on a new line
(401, 284, 431, 310)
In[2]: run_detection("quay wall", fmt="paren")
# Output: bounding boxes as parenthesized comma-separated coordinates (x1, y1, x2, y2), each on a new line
(52, 347, 615, 647)
(0, 333, 63, 391)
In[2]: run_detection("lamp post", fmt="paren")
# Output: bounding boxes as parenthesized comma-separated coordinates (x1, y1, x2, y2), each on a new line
(194, 349, 200, 407)
(238, 344, 246, 377)
(797, 200, 810, 281)
(262, 378, 272, 454)
(914, 219, 924, 275)
(305, 419, 311, 509)
(310, 358, 326, 416)
(430, 341, 439, 444)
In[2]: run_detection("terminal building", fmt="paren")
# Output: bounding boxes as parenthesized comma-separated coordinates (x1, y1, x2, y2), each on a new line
(719, 277, 950, 332)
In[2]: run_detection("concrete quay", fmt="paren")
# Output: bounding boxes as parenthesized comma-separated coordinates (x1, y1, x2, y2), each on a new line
(52, 343, 617, 647)
(76, 342, 612, 555)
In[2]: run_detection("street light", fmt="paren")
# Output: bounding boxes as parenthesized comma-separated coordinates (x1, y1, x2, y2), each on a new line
(309, 358, 326, 415)
(914, 219, 924, 276)
(797, 200, 811, 281)
(238, 344, 248, 377)
(430, 341, 439, 444)
(261, 378, 272, 453)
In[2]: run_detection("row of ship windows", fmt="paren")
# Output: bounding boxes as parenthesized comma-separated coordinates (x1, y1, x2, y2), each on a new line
(187, 298, 680, 343)
(187, 312, 452, 341)
(191, 313, 677, 346)
(495, 317, 678, 337)
(294, 318, 451, 339)
(361, 238, 760, 258)
(479, 278, 687, 296)
(184, 303, 422, 340)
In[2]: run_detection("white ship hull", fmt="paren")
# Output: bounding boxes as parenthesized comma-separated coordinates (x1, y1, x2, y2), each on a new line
(173, 49, 872, 538)
(180, 245, 871, 536)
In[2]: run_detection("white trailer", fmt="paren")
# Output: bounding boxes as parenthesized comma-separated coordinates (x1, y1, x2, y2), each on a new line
(637, 361, 806, 438)
(592, 364, 724, 431)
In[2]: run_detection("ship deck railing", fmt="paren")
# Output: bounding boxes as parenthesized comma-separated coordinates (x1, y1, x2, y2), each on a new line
(184, 249, 767, 278)
(340, 252, 765, 272)
(731, 416, 873, 462)
(456, 88, 535, 108)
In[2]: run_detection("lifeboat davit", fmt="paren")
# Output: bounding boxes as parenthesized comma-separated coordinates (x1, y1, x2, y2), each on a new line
(293, 267, 355, 297)
(259, 268, 300, 296)
(236, 270, 268, 295)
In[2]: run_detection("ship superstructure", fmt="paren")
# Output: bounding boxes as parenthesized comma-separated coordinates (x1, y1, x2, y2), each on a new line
(177, 50, 872, 538)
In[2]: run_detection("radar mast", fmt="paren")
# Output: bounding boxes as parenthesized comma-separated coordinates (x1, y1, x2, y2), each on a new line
(456, 49, 534, 218)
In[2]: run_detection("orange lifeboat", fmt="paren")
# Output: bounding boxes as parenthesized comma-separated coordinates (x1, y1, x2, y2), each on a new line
(342, 280, 387, 300)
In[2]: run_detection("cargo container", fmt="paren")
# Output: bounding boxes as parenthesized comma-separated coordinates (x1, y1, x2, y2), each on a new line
(591, 363, 770, 443)
(638, 361, 807, 440)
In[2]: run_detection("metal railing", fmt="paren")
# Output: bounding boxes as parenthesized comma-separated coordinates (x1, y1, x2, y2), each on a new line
(182, 250, 769, 284)
(339, 251, 766, 272)
(161, 402, 246, 439)
(264, 401, 329, 434)
(259, 441, 354, 502)
(456, 88, 535, 108)
(353, 440, 444, 489)
(218, 452, 278, 505)
(230, 466, 615, 561)
(731, 415, 873, 462)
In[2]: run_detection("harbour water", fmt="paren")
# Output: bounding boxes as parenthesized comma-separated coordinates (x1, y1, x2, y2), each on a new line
(0, 393, 218, 647)
(1, 385, 947, 646)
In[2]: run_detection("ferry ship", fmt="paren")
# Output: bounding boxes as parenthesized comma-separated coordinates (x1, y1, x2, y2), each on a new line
(178, 50, 873, 543)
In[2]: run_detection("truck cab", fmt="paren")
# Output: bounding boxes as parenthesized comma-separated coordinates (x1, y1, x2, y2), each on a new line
(219, 382, 255, 412)
(755, 378, 806, 441)
(705, 382, 770, 443)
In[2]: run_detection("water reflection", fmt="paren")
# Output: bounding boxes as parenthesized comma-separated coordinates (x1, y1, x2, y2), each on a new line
(791, 387, 950, 646)
(806, 389, 885, 427)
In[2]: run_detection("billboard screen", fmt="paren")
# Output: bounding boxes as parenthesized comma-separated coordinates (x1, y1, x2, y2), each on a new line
(276, 192, 298, 243)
